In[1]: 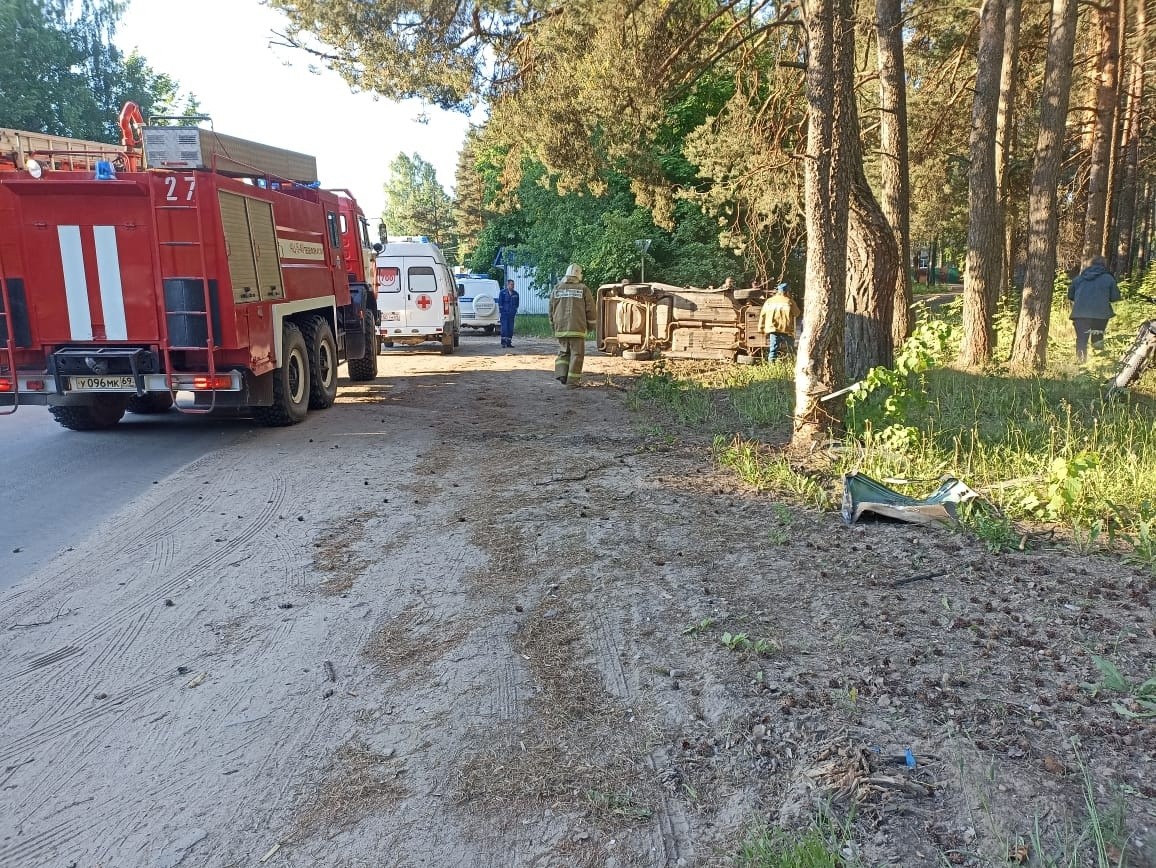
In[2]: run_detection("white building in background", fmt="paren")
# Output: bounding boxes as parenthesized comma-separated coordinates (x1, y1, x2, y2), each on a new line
(504, 265, 550, 314)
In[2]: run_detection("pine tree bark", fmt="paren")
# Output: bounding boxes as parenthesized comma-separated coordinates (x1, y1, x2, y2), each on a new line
(1113, 0, 1144, 276)
(1082, 0, 1122, 262)
(1010, 0, 1079, 371)
(960, 0, 1006, 367)
(845, 154, 898, 381)
(792, 0, 849, 448)
(995, 0, 1021, 304)
(1104, 0, 1128, 261)
(876, 0, 912, 350)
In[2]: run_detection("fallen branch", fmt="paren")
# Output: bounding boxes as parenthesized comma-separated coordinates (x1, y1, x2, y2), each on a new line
(893, 571, 946, 588)
(8, 605, 76, 629)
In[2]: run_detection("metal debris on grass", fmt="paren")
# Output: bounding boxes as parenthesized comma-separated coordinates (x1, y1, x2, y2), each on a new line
(841, 472, 977, 526)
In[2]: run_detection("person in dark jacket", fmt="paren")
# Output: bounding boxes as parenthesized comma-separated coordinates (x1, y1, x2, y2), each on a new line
(498, 279, 520, 348)
(1068, 255, 1121, 362)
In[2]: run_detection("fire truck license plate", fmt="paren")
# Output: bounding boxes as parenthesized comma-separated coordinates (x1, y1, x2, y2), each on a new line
(69, 376, 137, 391)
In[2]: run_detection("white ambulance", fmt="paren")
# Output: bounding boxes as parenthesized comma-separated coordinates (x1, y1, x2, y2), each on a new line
(374, 238, 461, 354)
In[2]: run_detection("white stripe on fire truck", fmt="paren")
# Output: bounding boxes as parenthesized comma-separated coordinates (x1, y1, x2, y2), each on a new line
(93, 226, 128, 340)
(57, 226, 94, 341)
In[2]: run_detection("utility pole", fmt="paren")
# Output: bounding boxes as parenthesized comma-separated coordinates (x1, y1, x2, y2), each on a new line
(634, 238, 652, 282)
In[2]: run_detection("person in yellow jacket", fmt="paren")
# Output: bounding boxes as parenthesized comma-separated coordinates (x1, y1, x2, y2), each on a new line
(549, 263, 597, 388)
(757, 282, 800, 361)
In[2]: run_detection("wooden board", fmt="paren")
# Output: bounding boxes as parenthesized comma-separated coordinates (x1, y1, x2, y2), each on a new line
(143, 126, 318, 184)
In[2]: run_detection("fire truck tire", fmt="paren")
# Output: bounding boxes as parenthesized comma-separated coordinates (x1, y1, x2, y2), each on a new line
(254, 323, 310, 426)
(126, 392, 174, 414)
(302, 315, 339, 410)
(347, 318, 379, 382)
(50, 398, 127, 431)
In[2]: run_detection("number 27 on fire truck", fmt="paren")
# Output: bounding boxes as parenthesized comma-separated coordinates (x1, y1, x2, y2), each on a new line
(0, 102, 379, 430)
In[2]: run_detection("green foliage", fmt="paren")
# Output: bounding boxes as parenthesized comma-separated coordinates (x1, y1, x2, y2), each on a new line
(1086, 655, 1156, 720)
(584, 789, 652, 821)
(734, 823, 846, 868)
(682, 616, 717, 635)
(720, 631, 751, 651)
(713, 436, 832, 510)
(384, 152, 455, 251)
(512, 315, 554, 339)
(1016, 452, 1100, 521)
(0, 0, 196, 141)
(959, 502, 1021, 553)
(631, 362, 714, 426)
(845, 317, 955, 440)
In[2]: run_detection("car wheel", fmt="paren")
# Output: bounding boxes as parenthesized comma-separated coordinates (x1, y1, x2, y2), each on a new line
(622, 350, 653, 361)
(301, 315, 339, 409)
(733, 288, 764, 301)
(50, 397, 128, 430)
(347, 317, 379, 382)
(253, 322, 310, 426)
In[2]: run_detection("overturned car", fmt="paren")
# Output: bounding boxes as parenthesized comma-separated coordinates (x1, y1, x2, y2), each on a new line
(596, 281, 773, 363)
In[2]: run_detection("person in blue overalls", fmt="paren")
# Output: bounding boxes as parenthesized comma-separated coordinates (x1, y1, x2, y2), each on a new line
(498, 278, 520, 348)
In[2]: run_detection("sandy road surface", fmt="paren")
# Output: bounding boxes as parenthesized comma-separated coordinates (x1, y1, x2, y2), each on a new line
(0, 337, 686, 866)
(0, 411, 251, 586)
(1, 336, 1153, 867)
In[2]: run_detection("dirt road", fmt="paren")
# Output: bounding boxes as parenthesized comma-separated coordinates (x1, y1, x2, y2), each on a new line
(0, 337, 1152, 867)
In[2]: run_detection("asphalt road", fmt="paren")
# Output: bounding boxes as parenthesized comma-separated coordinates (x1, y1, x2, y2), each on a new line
(0, 407, 253, 588)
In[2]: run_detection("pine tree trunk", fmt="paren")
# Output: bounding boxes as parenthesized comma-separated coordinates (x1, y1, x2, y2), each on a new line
(1113, 0, 1144, 276)
(1010, 0, 1079, 371)
(995, 0, 1021, 305)
(792, 0, 849, 448)
(1104, 0, 1129, 261)
(960, 0, 1006, 367)
(876, 0, 912, 350)
(1082, 0, 1122, 262)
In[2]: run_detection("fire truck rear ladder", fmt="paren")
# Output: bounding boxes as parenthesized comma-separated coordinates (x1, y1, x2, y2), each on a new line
(0, 285, 18, 416)
(148, 174, 220, 414)
(0, 246, 19, 415)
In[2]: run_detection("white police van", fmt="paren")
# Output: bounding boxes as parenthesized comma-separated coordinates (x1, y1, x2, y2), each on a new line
(375, 238, 461, 354)
(455, 274, 501, 334)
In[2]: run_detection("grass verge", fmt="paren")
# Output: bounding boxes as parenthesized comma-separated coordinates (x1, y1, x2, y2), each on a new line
(628, 291, 1156, 562)
(734, 818, 849, 868)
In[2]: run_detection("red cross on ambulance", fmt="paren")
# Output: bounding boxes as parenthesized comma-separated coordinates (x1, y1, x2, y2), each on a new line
(416, 295, 432, 311)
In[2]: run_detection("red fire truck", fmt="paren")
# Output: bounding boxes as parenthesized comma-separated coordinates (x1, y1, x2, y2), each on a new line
(0, 104, 379, 430)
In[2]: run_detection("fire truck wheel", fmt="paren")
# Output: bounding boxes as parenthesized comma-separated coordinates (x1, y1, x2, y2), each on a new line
(302, 315, 339, 410)
(126, 392, 174, 414)
(254, 323, 310, 426)
(347, 317, 379, 382)
(49, 398, 127, 431)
